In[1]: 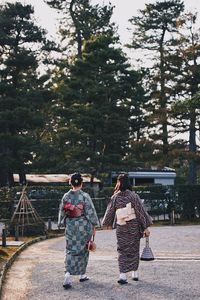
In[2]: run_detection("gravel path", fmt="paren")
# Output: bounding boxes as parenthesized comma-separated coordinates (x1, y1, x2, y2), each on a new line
(2, 225, 200, 300)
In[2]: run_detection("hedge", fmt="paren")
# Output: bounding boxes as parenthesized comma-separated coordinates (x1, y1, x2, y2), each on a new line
(0, 184, 200, 222)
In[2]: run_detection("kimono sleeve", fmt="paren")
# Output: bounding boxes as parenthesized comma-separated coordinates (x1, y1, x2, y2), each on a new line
(58, 193, 67, 226)
(133, 192, 153, 234)
(84, 193, 99, 226)
(102, 195, 116, 227)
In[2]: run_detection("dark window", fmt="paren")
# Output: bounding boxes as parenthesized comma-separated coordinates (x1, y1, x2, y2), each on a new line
(135, 178, 154, 186)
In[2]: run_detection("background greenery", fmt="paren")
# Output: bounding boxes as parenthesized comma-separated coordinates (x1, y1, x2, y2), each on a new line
(0, 1, 200, 188)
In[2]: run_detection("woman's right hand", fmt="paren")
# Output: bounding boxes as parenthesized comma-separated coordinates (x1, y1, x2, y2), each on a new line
(143, 228, 150, 237)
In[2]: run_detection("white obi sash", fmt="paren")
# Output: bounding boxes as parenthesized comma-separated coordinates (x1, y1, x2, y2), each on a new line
(116, 202, 136, 225)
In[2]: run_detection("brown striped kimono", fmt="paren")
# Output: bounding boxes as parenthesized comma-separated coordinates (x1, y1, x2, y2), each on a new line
(102, 189, 152, 273)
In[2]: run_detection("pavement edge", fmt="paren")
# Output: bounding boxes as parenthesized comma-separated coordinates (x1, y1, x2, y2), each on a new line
(0, 233, 64, 299)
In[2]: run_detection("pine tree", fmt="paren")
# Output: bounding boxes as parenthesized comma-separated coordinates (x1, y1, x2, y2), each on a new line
(0, 2, 55, 186)
(45, 0, 114, 58)
(171, 12, 200, 184)
(38, 0, 146, 175)
(45, 31, 143, 174)
(128, 0, 184, 165)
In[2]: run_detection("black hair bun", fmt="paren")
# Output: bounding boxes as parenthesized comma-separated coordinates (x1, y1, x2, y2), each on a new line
(70, 172, 83, 187)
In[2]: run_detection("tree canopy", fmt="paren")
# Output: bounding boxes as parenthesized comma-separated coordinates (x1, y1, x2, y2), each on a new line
(0, 0, 200, 186)
(0, 2, 55, 186)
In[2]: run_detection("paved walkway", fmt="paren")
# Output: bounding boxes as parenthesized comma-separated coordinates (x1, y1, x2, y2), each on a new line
(2, 225, 200, 300)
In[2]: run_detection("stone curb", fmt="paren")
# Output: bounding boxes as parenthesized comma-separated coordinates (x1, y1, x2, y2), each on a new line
(0, 233, 64, 298)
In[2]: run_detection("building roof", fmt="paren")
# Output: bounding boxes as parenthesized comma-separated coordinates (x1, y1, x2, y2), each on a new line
(13, 174, 101, 183)
(111, 170, 176, 179)
(127, 171, 176, 179)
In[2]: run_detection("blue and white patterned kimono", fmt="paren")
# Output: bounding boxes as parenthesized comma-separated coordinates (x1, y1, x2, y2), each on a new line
(58, 189, 99, 275)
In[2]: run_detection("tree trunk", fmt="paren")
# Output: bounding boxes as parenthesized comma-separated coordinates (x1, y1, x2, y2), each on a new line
(19, 171, 26, 185)
(159, 27, 168, 158)
(8, 171, 14, 187)
(0, 167, 8, 187)
(69, 0, 82, 59)
(188, 109, 197, 184)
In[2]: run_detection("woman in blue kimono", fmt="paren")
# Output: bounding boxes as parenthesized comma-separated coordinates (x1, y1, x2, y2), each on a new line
(58, 173, 99, 289)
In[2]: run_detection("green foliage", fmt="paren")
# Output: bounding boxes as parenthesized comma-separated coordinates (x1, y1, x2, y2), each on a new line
(0, 0, 200, 185)
(129, 0, 184, 49)
(128, 0, 185, 164)
(0, 2, 55, 186)
(170, 12, 200, 184)
(0, 184, 200, 221)
(45, 0, 114, 58)
(38, 27, 144, 173)
(0, 186, 20, 219)
(176, 185, 200, 219)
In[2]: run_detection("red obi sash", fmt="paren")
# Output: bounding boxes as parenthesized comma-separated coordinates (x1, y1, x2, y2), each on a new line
(64, 202, 84, 218)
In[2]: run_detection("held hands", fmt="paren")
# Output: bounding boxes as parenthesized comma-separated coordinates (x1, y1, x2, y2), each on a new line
(104, 225, 113, 230)
(143, 228, 150, 237)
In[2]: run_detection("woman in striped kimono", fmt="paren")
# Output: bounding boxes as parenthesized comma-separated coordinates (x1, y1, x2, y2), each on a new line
(102, 174, 152, 284)
(58, 173, 99, 289)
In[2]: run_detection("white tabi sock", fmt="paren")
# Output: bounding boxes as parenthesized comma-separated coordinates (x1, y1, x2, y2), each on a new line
(132, 270, 139, 279)
(63, 272, 71, 285)
(119, 273, 127, 281)
(79, 274, 88, 280)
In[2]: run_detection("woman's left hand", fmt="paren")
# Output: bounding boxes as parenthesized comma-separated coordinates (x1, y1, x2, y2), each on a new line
(143, 228, 150, 237)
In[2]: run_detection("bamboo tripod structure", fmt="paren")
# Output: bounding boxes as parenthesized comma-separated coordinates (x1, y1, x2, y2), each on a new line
(10, 186, 46, 236)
